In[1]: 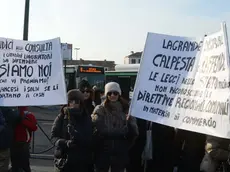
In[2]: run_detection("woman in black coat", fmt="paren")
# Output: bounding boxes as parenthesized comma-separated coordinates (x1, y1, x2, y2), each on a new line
(51, 89, 93, 172)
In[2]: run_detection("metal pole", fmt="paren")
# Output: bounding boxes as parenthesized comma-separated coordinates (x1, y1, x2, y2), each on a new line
(23, 0, 30, 40)
(23, 1, 31, 156)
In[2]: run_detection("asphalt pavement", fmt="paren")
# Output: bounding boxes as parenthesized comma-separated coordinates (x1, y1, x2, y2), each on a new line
(30, 159, 54, 172)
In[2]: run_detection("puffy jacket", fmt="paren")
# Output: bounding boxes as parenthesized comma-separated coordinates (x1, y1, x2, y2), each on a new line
(51, 107, 93, 164)
(14, 106, 37, 143)
(91, 102, 139, 167)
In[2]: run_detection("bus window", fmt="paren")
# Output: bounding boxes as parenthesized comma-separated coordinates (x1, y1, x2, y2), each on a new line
(76, 65, 105, 89)
(130, 75, 137, 90)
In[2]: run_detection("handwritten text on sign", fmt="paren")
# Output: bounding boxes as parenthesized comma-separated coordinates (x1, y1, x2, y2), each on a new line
(0, 37, 67, 106)
(130, 30, 230, 138)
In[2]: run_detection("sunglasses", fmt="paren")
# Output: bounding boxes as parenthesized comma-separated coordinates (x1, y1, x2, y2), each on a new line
(107, 92, 119, 96)
(81, 90, 90, 93)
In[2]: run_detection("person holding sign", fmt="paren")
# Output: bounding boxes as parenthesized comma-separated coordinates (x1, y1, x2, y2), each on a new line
(51, 89, 93, 172)
(91, 82, 138, 172)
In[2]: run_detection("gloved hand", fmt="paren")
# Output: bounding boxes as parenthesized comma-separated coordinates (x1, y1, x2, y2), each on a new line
(55, 139, 67, 148)
(55, 139, 75, 149)
(66, 140, 75, 148)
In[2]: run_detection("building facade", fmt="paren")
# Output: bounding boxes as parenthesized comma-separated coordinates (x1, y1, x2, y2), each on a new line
(124, 51, 142, 64)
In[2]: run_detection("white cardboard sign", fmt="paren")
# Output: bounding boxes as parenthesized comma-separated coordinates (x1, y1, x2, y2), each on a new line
(130, 26, 230, 138)
(0, 37, 67, 106)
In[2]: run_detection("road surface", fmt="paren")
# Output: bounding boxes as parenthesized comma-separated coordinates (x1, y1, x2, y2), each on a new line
(30, 159, 53, 172)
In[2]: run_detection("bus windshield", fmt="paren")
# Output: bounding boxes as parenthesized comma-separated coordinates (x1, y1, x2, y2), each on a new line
(76, 65, 105, 89)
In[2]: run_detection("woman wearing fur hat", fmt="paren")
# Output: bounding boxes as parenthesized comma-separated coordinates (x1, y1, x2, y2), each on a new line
(92, 82, 139, 172)
(51, 89, 93, 172)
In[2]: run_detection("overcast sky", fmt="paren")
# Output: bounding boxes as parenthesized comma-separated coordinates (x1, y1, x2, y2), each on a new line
(1, 0, 230, 64)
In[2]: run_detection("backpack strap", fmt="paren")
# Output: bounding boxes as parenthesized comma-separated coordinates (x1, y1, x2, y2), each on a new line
(61, 109, 72, 140)
(65, 108, 75, 140)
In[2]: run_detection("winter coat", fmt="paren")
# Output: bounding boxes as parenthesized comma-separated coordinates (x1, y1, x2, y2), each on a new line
(14, 107, 37, 143)
(0, 107, 21, 149)
(200, 135, 230, 172)
(206, 135, 230, 161)
(91, 101, 139, 168)
(84, 99, 94, 115)
(0, 111, 5, 133)
(51, 107, 93, 165)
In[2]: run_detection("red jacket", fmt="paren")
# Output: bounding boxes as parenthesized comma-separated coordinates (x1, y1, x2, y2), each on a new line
(14, 106, 38, 143)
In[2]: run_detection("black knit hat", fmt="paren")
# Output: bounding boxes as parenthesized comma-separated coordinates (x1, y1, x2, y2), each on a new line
(79, 80, 92, 91)
(67, 89, 84, 103)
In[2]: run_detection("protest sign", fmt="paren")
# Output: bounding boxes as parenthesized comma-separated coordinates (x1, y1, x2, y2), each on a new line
(0, 37, 67, 106)
(130, 24, 230, 138)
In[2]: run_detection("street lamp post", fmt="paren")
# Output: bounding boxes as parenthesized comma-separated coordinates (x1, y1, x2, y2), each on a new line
(74, 47, 80, 60)
(23, 0, 30, 41)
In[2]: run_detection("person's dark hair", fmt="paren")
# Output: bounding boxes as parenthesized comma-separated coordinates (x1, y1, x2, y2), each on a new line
(79, 80, 94, 101)
(79, 80, 91, 90)
(104, 95, 129, 113)
(60, 105, 67, 115)
(94, 89, 103, 106)
(60, 99, 85, 115)
(80, 87, 94, 114)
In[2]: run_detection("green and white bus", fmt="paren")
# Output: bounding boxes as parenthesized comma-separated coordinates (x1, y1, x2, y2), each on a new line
(105, 64, 139, 100)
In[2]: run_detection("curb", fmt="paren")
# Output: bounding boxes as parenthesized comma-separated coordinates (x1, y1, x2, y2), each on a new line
(31, 165, 54, 172)
(31, 154, 53, 160)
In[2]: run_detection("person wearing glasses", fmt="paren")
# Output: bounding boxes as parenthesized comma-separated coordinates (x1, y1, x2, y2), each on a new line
(78, 80, 95, 172)
(79, 80, 95, 114)
(91, 82, 139, 172)
(51, 89, 93, 172)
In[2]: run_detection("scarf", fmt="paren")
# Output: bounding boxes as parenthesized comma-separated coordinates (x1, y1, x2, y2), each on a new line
(104, 101, 127, 131)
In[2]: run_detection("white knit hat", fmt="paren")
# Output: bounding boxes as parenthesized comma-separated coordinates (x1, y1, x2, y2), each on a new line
(104, 82, 121, 96)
